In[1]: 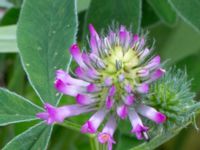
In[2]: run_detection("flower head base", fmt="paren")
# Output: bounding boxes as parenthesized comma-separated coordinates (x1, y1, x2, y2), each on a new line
(37, 24, 166, 149)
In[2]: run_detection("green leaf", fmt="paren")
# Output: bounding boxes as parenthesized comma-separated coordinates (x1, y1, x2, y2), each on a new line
(8, 55, 26, 94)
(146, 0, 177, 26)
(77, 0, 90, 13)
(142, 0, 159, 28)
(8, 0, 23, 8)
(168, 0, 200, 32)
(49, 126, 90, 150)
(0, 25, 18, 53)
(115, 121, 188, 150)
(129, 122, 190, 150)
(0, 0, 13, 8)
(176, 51, 200, 92)
(0, 7, 20, 26)
(17, 0, 78, 105)
(149, 20, 200, 64)
(59, 120, 81, 132)
(0, 1, 88, 54)
(2, 122, 53, 150)
(116, 134, 141, 150)
(0, 88, 42, 126)
(83, 0, 142, 35)
(116, 106, 200, 150)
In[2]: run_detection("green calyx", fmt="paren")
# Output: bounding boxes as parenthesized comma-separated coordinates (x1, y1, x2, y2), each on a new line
(145, 67, 198, 124)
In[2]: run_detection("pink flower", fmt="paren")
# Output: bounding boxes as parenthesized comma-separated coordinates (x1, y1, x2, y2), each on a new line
(37, 24, 167, 149)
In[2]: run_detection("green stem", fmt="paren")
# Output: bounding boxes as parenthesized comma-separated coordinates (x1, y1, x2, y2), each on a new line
(90, 136, 98, 150)
(89, 134, 108, 150)
(57, 120, 81, 132)
(58, 120, 92, 138)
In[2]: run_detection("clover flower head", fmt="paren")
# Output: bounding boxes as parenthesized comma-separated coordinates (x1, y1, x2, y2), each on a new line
(37, 24, 166, 149)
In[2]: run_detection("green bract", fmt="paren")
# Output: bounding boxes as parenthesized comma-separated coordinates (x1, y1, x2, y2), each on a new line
(147, 68, 197, 124)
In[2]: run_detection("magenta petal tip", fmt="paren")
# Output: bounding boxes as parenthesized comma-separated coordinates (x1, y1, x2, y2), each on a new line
(36, 103, 65, 124)
(81, 121, 96, 133)
(54, 79, 65, 93)
(155, 113, 167, 124)
(117, 105, 128, 119)
(87, 83, 98, 92)
(133, 34, 139, 42)
(106, 96, 114, 109)
(151, 68, 165, 81)
(76, 94, 90, 105)
(69, 44, 79, 55)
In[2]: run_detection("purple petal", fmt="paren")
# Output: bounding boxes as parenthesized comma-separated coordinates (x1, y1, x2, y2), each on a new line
(82, 53, 91, 66)
(119, 31, 126, 45)
(102, 115, 117, 136)
(118, 74, 125, 82)
(133, 34, 139, 42)
(137, 83, 149, 94)
(55, 69, 89, 86)
(98, 133, 111, 143)
(37, 103, 93, 125)
(131, 124, 149, 140)
(90, 53, 105, 68)
(119, 25, 126, 32)
(145, 55, 160, 69)
(137, 104, 166, 124)
(75, 66, 85, 78)
(128, 110, 149, 140)
(88, 24, 101, 53)
(124, 95, 135, 106)
(90, 36, 99, 53)
(36, 112, 48, 120)
(150, 68, 165, 81)
(70, 44, 87, 68)
(87, 68, 99, 79)
(75, 66, 91, 81)
(108, 85, 116, 97)
(106, 96, 114, 109)
(87, 83, 100, 92)
(117, 105, 128, 119)
(124, 84, 132, 93)
(81, 121, 96, 133)
(89, 24, 99, 38)
(104, 77, 113, 86)
(98, 133, 116, 150)
(36, 103, 63, 124)
(76, 94, 95, 105)
(82, 109, 107, 133)
(108, 141, 115, 150)
(98, 132, 116, 144)
(54, 79, 80, 96)
(138, 38, 145, 49)
(55, 70, 67, 82)
(140, 48, 150, 59)
(137, 69, 149, 77)
(98, 116, 117, 150)
(108, 31, 115, 44)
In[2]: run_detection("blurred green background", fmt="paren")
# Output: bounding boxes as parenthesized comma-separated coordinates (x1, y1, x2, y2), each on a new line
(0, 0, 200, 149)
